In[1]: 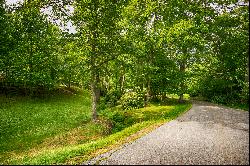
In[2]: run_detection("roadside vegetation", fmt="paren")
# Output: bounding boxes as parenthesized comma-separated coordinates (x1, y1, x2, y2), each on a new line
(0, 88, 191, 164)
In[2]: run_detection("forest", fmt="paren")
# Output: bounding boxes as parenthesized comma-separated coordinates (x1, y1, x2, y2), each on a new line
(0, 0, 249, 164)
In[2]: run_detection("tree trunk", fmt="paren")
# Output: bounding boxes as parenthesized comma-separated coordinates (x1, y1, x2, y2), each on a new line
(179, 94, 184, 103)
(90, 40, 98, 121)
(90, 72, 98, 121)
(90, 11, 98, 121)
(90, 82, 97, 121)
(119, 70, 125, 95)
(246, 51, 249, 83)
(96, 73, 101, 102)
(179, 61, 186, 103)
(144, 78, 151, 107)
(162, 91, 167, 101)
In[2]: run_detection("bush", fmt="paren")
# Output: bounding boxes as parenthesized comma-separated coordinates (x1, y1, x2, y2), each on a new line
(97, 97, 108, 111)
(104, 89, 122, 107)
(118, 91, 144, 110)
(240, 82, 249, 103)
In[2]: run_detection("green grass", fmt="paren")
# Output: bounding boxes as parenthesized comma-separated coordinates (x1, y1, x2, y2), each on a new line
(0, 90, 97, 161)
(0, 91, 192, 165)
(100, 100, 191, 133)
(9, 121, 163, 165)
(220, 103, 248, 111)
(166, 94, 190, 100)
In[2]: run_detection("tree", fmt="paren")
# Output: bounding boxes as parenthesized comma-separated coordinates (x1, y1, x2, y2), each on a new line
(72, 0, 123, 120)
(1, 0, 62, 94)
(197, 2, 249, 104)
(0, 0, 13, 93)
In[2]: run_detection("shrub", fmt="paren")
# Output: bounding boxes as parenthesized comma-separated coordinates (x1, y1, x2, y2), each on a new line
(104, 89, 122, 107)
(118, 91, 144, 110)
(240, 82, 249, 103)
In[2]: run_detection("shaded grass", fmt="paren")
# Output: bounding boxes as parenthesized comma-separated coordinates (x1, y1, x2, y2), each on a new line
(0, 89, 95, 162)
(221, 103, 249, 111)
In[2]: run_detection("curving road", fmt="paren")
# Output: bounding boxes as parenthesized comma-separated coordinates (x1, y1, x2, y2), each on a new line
(84, 101, 249, 165)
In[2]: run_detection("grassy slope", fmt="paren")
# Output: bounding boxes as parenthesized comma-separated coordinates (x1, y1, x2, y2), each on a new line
(0, 90, 106, 162)
(0, 91, 192, 165)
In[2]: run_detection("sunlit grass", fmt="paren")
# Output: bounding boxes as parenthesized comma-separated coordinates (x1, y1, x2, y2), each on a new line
(166, 93, 190, 100)
(100, 101, 191, 133)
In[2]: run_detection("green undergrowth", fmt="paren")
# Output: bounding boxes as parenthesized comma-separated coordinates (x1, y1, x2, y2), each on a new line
(1, 91, 191, 165)
(221, 102, 249, 111)
(100, 100, 192, 133)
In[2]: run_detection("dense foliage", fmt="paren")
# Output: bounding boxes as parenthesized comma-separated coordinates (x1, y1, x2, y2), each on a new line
(0, 0, 249, 118)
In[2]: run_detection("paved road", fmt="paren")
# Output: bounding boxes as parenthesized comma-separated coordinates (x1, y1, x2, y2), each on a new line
(84, 101, 249, 165)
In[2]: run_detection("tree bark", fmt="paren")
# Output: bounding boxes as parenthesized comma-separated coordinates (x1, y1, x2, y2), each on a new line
(179, 61, 186, 103)
(96, 73, 101, 102)
(119, 70, 125, 95)
(89, 0, 100, 121)
(246, 50, 249, 83)
(162, 91, 167, 101)
(90, 33, 98, 121)
(145, 79, 151, 106)
(90, 79, 98, 121)
(179, 93, 184, 103)
(90, 67, 99, 121)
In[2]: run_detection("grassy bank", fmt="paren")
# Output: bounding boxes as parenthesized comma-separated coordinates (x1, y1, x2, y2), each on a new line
(0, 91, 191, 165)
